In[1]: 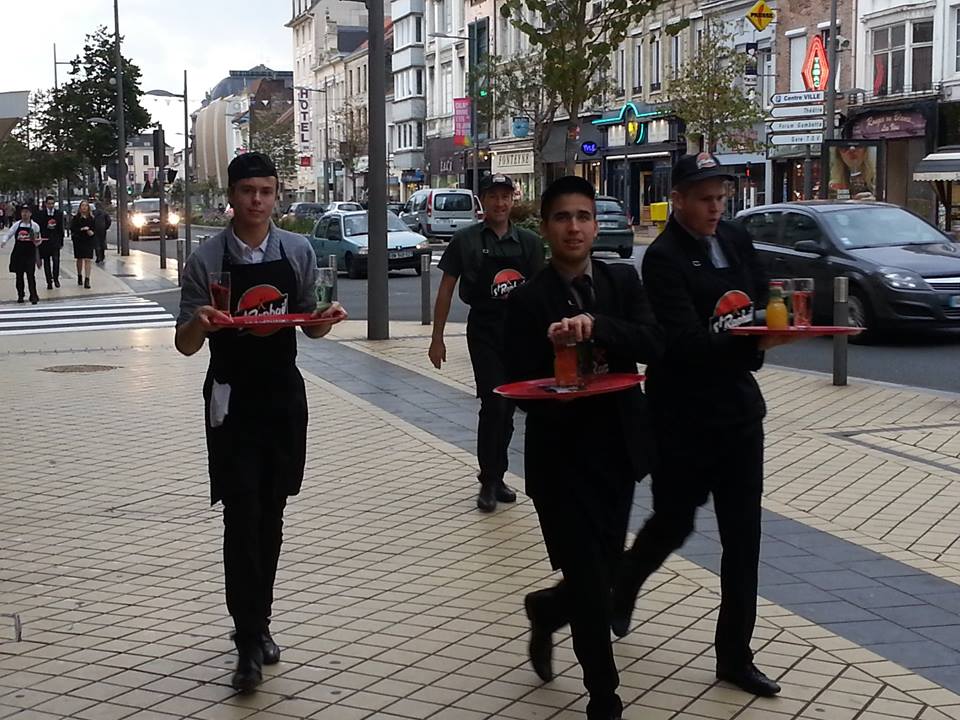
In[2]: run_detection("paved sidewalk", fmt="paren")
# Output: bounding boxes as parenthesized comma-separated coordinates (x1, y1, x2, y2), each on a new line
(1, 322, 959, 720)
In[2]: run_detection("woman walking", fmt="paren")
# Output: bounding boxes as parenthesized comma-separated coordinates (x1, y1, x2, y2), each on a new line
(71, 200, 96, 288)
(1, 203, 42, 304)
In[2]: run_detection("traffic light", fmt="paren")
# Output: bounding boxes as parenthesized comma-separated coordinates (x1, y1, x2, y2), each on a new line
(152, 127, 165, 168)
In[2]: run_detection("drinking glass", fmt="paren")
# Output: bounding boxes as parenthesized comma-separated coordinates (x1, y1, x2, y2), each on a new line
(316, 267, 335, 313)
(208, 272, 231, 313)
(553, 342, 582, 388)
(792, 278, 814, 327)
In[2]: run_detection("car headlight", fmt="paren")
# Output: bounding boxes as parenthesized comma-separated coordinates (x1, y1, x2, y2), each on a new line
(131, 214, 146, 228)
(877, 267, 931, 291)
(167, 212, 180, 225)
(415, 240, 430, 250)
(358, 246, 368, 255)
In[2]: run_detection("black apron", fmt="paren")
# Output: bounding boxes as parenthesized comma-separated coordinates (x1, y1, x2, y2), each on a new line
(465, 232, 535, 396)
(9, 223, 38, 273)
(203, 236, 308, 504)
(39, 210, 63, 256)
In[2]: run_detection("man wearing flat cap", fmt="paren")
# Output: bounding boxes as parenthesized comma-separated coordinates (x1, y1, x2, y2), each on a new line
(429, 174, 544, 512)
(176, 152, 346, 694)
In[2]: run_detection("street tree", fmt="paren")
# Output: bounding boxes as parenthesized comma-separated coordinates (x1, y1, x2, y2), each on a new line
(249, 104, 297, 191)
(665, 21, 766, 153)
(499, 0, 665, 174)
(334, 100, 369, 201)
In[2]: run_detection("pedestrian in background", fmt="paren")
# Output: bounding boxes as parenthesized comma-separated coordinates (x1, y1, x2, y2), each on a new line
(93, 200, 111, 264)
(5, 201, 16, 227)
(612, 153, 796, 698)
(504, 176, 662, 720)
(38, 195, 65, 289)
(1, 203, 42, 304)
(71, 200, 96, 288)
(429, 174, 544, 512)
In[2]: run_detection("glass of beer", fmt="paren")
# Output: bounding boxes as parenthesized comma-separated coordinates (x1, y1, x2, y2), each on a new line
(554, 342, 583, 388)
(316, 267, 335, 312)
(793, 278, 814, 327)
(208, 272, 231, 313)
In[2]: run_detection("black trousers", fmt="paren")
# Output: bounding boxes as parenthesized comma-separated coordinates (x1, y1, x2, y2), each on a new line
(222, 475, 288, 647)
(623, 420, 764, 667)
(42, 250, 60, 284)
(15, 270, 37, 300)
(466, 315, 514, 486)
(95, 235, 107, 262)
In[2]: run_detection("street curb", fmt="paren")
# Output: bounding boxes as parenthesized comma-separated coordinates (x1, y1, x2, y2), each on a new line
(765, 361, 960, 402)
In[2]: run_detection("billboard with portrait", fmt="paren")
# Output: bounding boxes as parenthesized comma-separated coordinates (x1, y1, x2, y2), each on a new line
(822, 140, 883, 201)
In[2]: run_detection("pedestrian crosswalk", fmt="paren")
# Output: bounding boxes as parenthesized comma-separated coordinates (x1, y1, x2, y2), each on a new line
(0, 295, 175, 336)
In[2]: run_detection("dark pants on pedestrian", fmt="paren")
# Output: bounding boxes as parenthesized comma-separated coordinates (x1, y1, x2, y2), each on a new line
(43, 251, 60, 285)
(623, 420, 764, 667)
(95, 235, 106, 263)
(467, 314, 515, 487)
(15, 270, 37, 301)
(222, 476, 287, 648)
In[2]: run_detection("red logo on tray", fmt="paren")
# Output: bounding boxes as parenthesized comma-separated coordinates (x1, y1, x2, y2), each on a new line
(711, 290, 754, 333)
(236, 284, 289, 336)
(490, 268, 525, 300)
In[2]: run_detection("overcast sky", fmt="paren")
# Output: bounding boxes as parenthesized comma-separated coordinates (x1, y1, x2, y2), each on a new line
(2, 0, 294, 152)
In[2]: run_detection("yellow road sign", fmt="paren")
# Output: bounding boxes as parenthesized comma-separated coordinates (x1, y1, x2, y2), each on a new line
(746, 0, 775, 32)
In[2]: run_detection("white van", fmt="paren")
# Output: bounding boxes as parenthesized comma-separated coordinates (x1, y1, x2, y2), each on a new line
(399, 188, 482, 240)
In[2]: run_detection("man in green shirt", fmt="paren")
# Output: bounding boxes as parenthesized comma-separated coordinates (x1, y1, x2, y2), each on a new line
(429, 174, 545, 512)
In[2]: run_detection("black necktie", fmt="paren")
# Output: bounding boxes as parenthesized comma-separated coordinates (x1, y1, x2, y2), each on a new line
(571, 275, 594, 312)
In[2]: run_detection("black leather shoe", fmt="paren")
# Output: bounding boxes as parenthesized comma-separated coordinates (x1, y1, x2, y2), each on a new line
(610, 572, 641, 638)
(586, 694, 623, 720)
(46, 281, 53, 290)
(261, 631, 280, 665)
(524, 594, 553, 682)
(231, 644, 263, 694)
(53, 278, 60, 288)
(495, 481, 516, 503)
(477, 483, 497, 513)
(716, 663, 781, 697)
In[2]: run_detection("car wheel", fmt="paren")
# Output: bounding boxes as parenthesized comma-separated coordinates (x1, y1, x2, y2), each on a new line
(618, 246, 633, 259)
(346, 253, 361, 280)
(848, 289, 874, 343)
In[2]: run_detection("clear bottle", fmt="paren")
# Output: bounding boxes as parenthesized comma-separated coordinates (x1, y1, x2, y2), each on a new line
(766, 281, 789, 329)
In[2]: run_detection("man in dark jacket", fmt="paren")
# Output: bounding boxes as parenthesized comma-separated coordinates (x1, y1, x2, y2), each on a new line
(612, 153, 794, 698)
(505, 176, 662, 720)
(93, 200, 112, 264)
(38, 196, 65, 289)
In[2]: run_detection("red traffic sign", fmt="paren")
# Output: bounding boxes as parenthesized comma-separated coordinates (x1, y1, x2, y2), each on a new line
(802, 36, 830, 92)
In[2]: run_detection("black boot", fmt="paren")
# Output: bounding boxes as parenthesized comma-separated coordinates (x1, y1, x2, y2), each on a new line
(231, 643, 263, 695)
(46, 280, 53, 290)
(261, 631, 280, 665)
(77, 275, 83, 286)
(524, 593, 554, 682)
(477, 483, 497, 513)
(84, 277, 90, 289)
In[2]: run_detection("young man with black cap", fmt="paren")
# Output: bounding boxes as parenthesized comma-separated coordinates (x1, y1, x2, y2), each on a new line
(429, 173, 544, 512)
(38, 196, 65, 289)
(1, 203, 42, 304)
(176, 152, 346, 694)
(504, 176, 662, 720)
(611, 153, 794, 697)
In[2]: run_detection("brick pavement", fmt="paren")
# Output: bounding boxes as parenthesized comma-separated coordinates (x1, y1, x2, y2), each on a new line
(0, 323, 959, 719)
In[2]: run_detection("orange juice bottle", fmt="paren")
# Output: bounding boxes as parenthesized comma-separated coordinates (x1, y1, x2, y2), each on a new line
(766, 281, 789, 329)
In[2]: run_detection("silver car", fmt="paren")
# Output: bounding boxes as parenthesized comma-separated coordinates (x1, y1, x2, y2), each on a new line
(399, 188, 481, 240)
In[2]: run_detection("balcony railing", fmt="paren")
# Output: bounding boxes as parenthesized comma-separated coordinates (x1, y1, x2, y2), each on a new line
(849, 82, 942, 105)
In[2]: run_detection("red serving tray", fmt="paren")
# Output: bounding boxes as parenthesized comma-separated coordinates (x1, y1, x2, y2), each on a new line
(495, 373, 644, 401)
(729, 325, 863, 337)
(210, 309, 347, 328)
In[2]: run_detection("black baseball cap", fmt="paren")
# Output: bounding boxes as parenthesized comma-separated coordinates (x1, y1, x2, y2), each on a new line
(228, 152, 278, 187)
(478, 173, 515, 195)
(671, 152, 734, 188)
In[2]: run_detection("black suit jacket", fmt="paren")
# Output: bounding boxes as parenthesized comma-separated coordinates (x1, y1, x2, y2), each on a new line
(504, 259, 663, 500)
(640, 216, 768, 430)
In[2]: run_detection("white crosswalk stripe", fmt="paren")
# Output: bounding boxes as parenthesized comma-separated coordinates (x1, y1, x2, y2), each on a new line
(0, 295, 175, 336)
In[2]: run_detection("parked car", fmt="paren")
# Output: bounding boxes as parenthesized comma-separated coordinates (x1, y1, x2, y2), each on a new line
(309, 211, 431, 279)
(281, 202, 327, 223)
(737, 201, 960, 336)
(128, 198, 179, 240)
(592, 195, 634, 258)
(398, 188, 480, 240)
(326, 201, 363, 213)
(387, 202, 405, 216)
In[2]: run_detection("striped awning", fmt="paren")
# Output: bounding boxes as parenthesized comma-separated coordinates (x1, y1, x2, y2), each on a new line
(914, 147, 960, 182)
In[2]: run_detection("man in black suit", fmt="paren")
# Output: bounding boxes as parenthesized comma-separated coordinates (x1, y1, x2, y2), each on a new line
(504, 176, 662, 720)
(38, 196, 65, 289)
(611, 153, 794, 697)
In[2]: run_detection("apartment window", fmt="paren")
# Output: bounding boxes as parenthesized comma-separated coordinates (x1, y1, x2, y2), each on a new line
(416, 16, 423, 42)
(789, 36, 806, 91)
(142, 154, 149, 165)
(443, 0, 452, 33)
(633, 38, 644, 92)
(671, 34, 680, 78)
(650, 34, 661, 90)
(440, 61, 453, 110)
(417, 121, 423, 147)
(615, 47, 625, 94)
(757, 46, 773, 106)
(417, 69, 423, 94)
(872, 20, 932, 96)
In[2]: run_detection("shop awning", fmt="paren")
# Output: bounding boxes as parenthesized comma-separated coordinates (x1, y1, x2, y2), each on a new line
(914, 146, 960, 182)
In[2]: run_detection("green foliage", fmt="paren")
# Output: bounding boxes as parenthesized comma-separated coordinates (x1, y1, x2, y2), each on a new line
(278, 216, 314, 234)
(665, 21, 766, 153)
(250, 104, 297, 187)
(0, 123, 81, 194)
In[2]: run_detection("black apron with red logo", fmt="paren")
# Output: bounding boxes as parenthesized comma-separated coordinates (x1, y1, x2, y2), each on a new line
(465, 231, 535, 397)
(9, 223, 38, 273)
(39, 210, 64, 257)
(203, 236, 308, 504)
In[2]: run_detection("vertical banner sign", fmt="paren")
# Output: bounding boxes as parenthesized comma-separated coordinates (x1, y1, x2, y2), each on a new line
(454, 98, 473, 147)
(744, 43, 758, 89)
(297, 88, 312, 155)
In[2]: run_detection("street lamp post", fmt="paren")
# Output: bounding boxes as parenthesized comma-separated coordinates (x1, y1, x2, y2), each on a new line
(53, 44, 72, 211)
(113, 0, 129, 256)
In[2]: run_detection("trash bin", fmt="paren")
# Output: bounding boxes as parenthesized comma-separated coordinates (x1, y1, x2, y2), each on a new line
(650, 201, 669, 233)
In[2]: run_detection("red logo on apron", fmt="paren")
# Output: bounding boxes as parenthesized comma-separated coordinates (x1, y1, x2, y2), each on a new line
(47, 218, 57, 229)
(711, 290, 754, 333)
(490, 268, 525, 300)
(236, 284, 289, 336)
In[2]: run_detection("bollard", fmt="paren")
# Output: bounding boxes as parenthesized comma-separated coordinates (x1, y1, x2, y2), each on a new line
(159, 234, 167, 270)
(328, 254, 339, 301)
(176, 239, 184, 287)
(2, 613, 22, 642)
(832, 276, 849, 386)
(420, 252, 432, 325)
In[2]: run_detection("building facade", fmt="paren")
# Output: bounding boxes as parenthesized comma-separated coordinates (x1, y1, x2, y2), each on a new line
(391, 0, 428, 200)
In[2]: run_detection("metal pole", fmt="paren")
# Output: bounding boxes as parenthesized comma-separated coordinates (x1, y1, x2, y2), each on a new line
(158, 126, 167, 270)
(324, 83, 330, 204)
(802, 145, 814, 200)
(114, 0, 129, 256)
(367, 0, 389, 340)
(824, 0, 839, 142)
(328, 254, 338, 301)
(176, 238, 184, 286)
(420, 253, 431, 325)
(53, 44, 62, 212)
(470, 25, 479, 193)
(832, 276, 849, 386)
(183, 69, 192, 251)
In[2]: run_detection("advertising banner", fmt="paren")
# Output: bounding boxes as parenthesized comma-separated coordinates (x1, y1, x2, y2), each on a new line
(454, 98, 472, 147)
